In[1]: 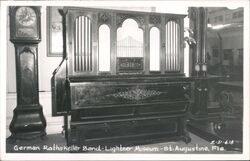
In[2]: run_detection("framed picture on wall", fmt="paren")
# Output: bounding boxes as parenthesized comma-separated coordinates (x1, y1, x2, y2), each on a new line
(47, 6, 63, 57)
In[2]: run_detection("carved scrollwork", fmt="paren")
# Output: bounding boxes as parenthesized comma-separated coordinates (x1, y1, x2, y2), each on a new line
(98, 12, 111, 24)
(116, 14, 128, 27)
(116, 14, 145, 28)
(135, 16, 145, 27)
(20, 46, 35, 55)
(111, 87, 163, 101)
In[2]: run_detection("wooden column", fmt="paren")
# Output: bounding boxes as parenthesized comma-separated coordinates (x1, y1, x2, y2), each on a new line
(188, 7, 208, 116)
(189, 7, 208, 77)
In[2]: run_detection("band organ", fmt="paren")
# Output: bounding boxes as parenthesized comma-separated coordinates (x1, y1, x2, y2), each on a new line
(52, 7, 193, 148)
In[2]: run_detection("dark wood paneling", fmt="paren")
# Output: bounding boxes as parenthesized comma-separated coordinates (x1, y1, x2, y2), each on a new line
(67, 76, 192, 146)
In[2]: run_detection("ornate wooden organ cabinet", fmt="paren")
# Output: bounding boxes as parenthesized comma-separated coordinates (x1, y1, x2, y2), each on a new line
(52, 7, 193, 147)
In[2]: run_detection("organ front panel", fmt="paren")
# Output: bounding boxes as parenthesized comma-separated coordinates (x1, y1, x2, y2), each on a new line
(62, 7, 185, 76)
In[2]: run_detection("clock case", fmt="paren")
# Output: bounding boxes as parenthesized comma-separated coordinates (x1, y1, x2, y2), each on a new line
(8, 6, 46, 142)
(9, 6, 41, 43)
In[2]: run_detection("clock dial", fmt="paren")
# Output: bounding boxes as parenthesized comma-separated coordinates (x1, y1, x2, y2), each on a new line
(10, 6, 41, 42)
(16, 7, 36, 26)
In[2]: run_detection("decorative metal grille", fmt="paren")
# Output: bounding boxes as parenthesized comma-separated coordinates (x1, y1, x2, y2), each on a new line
(74, 16, 92, 72)
(166, 21, 180, 71)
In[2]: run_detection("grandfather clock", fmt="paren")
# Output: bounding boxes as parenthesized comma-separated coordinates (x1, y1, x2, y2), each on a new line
(8, 6, 46, 142)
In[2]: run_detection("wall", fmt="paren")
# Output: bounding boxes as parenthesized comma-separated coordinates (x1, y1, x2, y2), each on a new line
(221, 29, 243, 49)
(206, 28, 243, 65)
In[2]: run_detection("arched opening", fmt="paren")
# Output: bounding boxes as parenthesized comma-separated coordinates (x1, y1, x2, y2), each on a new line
(150, 27, 160, 71)
(98, 24, 110, 72)
(117, 18, 143, 58)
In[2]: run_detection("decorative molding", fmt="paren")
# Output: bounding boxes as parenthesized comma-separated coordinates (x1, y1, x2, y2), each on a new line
(166, 17, 180, 25)
(135, 16, 145, 27)
(149, 15, 161, 26)
(98, 12, 111, 24)
(20, 46, 35, 55)
(116, 14, 128, 27)
(111, 87, 163, 101)
(117, 58, 143, 72)
(116, 13, 145, 29)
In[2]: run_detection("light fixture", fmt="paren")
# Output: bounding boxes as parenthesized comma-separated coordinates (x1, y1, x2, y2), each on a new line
(227, 6, 239, 10)
(211, 24, 231, 30)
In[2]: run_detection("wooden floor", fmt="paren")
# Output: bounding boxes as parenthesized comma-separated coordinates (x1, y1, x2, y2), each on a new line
(6, 133, 240, 154)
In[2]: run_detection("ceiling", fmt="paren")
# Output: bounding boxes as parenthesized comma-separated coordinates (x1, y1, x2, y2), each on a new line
(206, 7, 243, 33)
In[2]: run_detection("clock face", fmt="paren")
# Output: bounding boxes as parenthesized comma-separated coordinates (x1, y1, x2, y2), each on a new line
(16, 7, 36, 26)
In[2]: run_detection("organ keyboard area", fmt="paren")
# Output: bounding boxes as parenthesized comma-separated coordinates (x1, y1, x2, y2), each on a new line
(51, 7, 193, 150)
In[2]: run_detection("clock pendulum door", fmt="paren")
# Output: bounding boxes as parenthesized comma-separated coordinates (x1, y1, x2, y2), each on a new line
(8, 6, 46, 142)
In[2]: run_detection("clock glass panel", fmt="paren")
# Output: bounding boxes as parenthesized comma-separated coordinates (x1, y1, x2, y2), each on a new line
(16, 7, 36, 26)
(15, 7, 38, 38)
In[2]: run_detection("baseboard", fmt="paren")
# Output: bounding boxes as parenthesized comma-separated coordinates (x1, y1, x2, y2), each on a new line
(6, 92, 64, 137)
